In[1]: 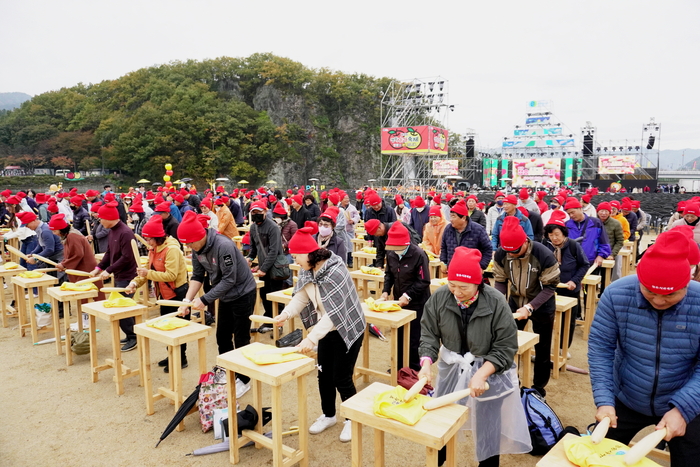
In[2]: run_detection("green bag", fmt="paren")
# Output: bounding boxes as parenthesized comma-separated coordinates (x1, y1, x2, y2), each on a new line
(70, 331, 90, 355)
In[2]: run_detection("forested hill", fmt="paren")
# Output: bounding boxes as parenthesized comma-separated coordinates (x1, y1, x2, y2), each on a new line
(0, 92, 32, 110)
(0, 54, 392, 188)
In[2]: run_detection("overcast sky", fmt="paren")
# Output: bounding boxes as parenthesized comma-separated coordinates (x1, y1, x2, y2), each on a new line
(2, 0, 698, 150)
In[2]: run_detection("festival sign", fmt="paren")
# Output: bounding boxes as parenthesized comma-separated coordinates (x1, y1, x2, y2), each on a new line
(598, 155, 636, 174)
(512, 158, 561, 187)
(381, 126, 449, 155)
(432, 160, 458, 176)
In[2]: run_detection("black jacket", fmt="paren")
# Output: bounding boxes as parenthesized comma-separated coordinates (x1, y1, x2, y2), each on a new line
(528, 210, 544, 243)
(543, 238, 589, 293)
(364, 201, 397, 223)
(372, 221, 421, 268)
(290, 205, 311, 229)
(383, 244, 431, 311)
(162, 215, 180, 244)
(306, 203, 321, 222)
(469, 209, 487, 229)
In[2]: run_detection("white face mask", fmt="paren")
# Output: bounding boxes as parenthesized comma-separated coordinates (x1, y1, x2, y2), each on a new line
(318, 226, 332, 237)
(416, 206, 425, 212)
(274, 217, 282, 224)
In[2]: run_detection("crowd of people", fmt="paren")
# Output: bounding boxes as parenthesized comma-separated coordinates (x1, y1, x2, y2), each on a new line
(2, 181, 699, 466)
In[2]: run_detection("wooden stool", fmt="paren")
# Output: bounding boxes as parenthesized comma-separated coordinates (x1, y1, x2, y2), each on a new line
(5, 237, 20, 263)
(265, 288, 308, 342)
(11, 273, 58, 342)
(429, 258, 443, 279)
(340, 382, 469, 467)
(82, 300, 148, 395)
(601, 259, 615, 288)
(430, 278, 448, 294)
(351, 251, 376, 269)
(217, 342, 316, 466)
(619, 248, 632, 277)
(289, 263, 300, 282)
(47, 286, 99, 365)
(0, 263, 26, 328)
(355, 303, 416, 386)
(552, 295, 577, 379)
(350, 269, 385, 300)
(578, 275, 601, 341)
(134, 319, 212, 430)
(517, 330, 539, 387)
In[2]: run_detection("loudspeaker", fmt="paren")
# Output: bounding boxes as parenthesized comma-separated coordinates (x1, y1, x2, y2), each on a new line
(465, 138, 475, 158)
(583, 135, 593, 157)
(647, 135, 656, 150)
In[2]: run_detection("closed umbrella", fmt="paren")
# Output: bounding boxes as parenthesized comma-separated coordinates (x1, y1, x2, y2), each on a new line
(155, 384, 200, 447)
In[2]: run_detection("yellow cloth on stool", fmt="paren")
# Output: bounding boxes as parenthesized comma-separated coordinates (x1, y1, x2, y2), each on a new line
(360, 266, 383, 276)
(563, 436, 661, 467)
(365, 297, 401, 312)
(242, 344, 306, 365)
(373, 385, 429, 426)
(19, 271, 44, 279)
(103, 291, 138, 308)
(362, 247, 377, 254)
(3, 262, 19, 269)
(147, 317, 190, 331)
(282, 288, 294, 296)
(60, 282, 98, 292)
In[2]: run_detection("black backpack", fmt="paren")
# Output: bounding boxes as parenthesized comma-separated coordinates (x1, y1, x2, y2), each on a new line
(521, 388, 564, 455)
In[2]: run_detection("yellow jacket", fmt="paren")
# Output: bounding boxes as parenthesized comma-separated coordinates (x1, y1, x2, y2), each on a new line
(216, 204, 239, 239)
(422, 217, 447, 256)
(612, 213, 630, 240)
(131, 236, 188, 299)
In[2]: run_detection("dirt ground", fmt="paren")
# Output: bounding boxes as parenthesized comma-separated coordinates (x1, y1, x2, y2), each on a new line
(0, 236, 662, 466)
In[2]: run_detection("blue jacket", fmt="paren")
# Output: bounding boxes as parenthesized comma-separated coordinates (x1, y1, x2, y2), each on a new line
(589, 275, 700, 423)
(31, 222, 64, 258)
(565, 215, 611, 262)
(491, 210, 534, 250)
(169, 203, 182, 222)
(409, 207, 430, 238)
(440, 220, 492, 270)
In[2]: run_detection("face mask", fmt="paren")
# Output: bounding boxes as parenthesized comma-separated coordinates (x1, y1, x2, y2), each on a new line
(496, 200, 503, 206)
(273, 217, 282, 224)
(550, 204, 558, 210)
(251, 213, 265, 224)
(397, 245, 409, 258)
(318, 226, 332, 237)
(416, 207, 425, 212)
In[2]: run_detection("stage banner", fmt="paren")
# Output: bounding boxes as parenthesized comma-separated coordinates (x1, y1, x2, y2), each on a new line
(576, 158, 583, 180)
(483, 159, 498, 187)
(500, 159, 509, 186)
(598, 155, 636, 174)
(381, 126, 449, 155)
(563, 158, 574, 185)
(432, 160, 458, 176)
(512, 158, 561, 187)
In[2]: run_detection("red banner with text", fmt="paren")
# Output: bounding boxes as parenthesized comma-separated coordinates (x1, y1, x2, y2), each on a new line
(381, 126, 449, 155)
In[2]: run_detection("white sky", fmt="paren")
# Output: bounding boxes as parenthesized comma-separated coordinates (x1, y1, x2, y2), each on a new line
(2, 0, 698, 150)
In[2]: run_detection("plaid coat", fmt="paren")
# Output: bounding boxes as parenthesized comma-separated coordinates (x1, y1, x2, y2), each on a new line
(294, 253, 365, 350)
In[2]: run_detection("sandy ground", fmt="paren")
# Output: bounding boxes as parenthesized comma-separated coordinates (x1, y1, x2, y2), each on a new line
(0, 237, 661, 466)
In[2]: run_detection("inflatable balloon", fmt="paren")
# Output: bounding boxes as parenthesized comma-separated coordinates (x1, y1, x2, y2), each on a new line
(166, 170, 173, 176)
(165, 181, 172, 187)
(163, 175, 171, 182)
(165, 163, 172, 170)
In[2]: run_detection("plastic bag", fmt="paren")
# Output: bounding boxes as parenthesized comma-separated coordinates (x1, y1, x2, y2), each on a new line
(373, 385, 430, 426)
(34, 303, 51, 328)
(103, 291, 138, 308)
(147, 317, 190, 331)
(60, 282, 98, 292)
(364, 297, 401, 312)
(20, 271, 44, 279)
(563, 436, 661, 467)
(241, 344, 306, 365)
(198, 367, 228, 433)
(360, 266, 383, 275)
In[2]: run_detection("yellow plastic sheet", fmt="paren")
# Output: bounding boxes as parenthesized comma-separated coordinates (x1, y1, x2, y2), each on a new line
(360, 266, 383, 276)
(147, 317, 190, 331)
(19, 271, 44, 279)
(60, 282, 98, 292)
(362, 247, 377, 254)
(373, 385, 429, 426)
(563, 437, 661, 467)
(3, 262, 19, 269)
(242, 344, 306, 365)
(485, 260, 494, 272)
(282, 288, 294, 296)
(434, 278, 448, 286)
(364, 298, 401, 312)
(103, 291, 138, 308)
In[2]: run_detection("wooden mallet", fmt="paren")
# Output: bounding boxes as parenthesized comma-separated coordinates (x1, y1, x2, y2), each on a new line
(65, 269, 92, 277)
(624, 428, 667, 465)
(423, 383, 489, 410)
(249, 315, 276, 325)
(134, 234, 150, 249)
(101, 287, 128, 293)
(76, 275, 110, 285)
(590, 416, 611, 444)
(403, 377, 428, 402)
(155, 299, 193, 308)
(32, 254, 59, 267)
(5, 245, 30, 262)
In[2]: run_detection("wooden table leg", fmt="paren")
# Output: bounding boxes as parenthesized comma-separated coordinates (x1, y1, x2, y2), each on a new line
(1, 277, 9, 328)
(390, 324, 399, 386)
(226, 369, 240, 465)
(253, 380, 263, 439)
(88, 314, 99, 381)
(173, 346, 184, 432)
(298, 373, 309, 467)
(560, 308, 571, 375)
(136, 314, 145, 388)
(271, 301, 279, 342)
(583, 284, 595, 340)
(142, 335, 155, 415)
(271, 385, 283, 467)
(51, 296, 62, 356)
(373, 428, 384, 467)
(551, 311, 562, 380)
(444, 435, 457, 467)
(426, 446, 439, 467)
(27, 288, 40, 342)
(111, 320, 124, 395)
(197, 338, 207, 375)
(604, 267, 611, 289)
(351, 422, 362, 467)
(522, 348, 534, 387)
(402, 322, 410, 369)
(65, 301, 74, 366)
(361, 325, 370, 383)
(14, 284, 25, 337)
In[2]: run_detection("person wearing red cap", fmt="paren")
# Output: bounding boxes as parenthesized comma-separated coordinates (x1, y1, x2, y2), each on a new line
(564, 198, 612, 272)
(581, 194, 597, 219)
(589, 229, 700, 464)
(597, 202, 625, 285)
(290, 194, 311, 228)
(48, 214, 104, 299)
(492, 216, 560, 397)
(23, 211, 65, 274)
(543, 211, 590, 348)
(302, 194, 320, 222)
(466, 195, 487, 229)
(394, 194, 411, 224)
(409, 196, 429, 237)
(173, 194, 194, 219)
(670, 202, 700, 244)
(87, 202, 110, 254)
(418, 247, 527, 466)
(490, 195, 534, 251)
(364, 193, 397, 225)
(365, 218, 421, 270)
(535, 191, 548, 215)
(272, 201, 297, 284)
(316, 208, 347, 264)
(273, 223, 366, 443)
(540, 195, 569, 226)
(199, 198, 219, 231)
(379, 222, 431, 371)
(214, 196, 238, 240)
(155, 201, 181, 242)
(5, 209, 39, 274)
(422, 205, 447, 257)
(620, 198, 638, 239)
(246, 201, 288, 329)
(127, 215, 191, 372)
(609, 201, 631, 241)
(340, 192, 360, 266)
(630, 200, 647, 260)
(517, 187, 539, 213)
(176, 210, 257, 397)
(68, 195, 90, 236)
(89, 202, 139, 351)
(440, 199, 493, 273)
